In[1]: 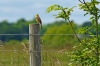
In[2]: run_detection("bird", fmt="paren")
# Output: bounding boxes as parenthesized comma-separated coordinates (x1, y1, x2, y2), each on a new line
(35, 14, 42, 29)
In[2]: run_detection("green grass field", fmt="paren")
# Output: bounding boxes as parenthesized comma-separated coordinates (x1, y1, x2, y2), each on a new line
(0, 43, 72, 66)
(0, 44, 29, 66)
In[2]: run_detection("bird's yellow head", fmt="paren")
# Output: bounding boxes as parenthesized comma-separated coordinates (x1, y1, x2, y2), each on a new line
(36, 14, 39, 17)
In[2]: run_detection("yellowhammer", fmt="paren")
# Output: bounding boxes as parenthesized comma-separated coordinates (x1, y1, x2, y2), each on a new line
(35, 14, 42, 29)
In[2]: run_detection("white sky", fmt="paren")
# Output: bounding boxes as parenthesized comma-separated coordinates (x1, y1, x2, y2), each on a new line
(0, 0, 97, 25)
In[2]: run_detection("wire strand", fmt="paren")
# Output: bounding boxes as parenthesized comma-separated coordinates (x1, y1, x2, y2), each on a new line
(0, 34, 96, 36)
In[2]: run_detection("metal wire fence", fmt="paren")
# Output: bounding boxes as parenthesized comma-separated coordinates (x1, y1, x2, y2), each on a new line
(0, 33, 96, 36)
(0, 34, 71, 66)
(0, 33, 93, 66)
(0, 49, 69, 66)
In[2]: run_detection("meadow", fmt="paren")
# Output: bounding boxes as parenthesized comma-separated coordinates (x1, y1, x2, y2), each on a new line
(0, 40, 74, 66)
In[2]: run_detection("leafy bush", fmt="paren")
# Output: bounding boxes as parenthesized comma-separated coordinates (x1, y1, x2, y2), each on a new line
(46, 0, 100, 66)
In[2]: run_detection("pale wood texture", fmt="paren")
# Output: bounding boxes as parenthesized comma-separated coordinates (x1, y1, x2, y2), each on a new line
(29, 24, 41, 66)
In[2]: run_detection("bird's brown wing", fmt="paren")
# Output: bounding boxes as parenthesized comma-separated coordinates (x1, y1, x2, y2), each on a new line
(38, 16, 42, 24)
(38, 16, 42, 28)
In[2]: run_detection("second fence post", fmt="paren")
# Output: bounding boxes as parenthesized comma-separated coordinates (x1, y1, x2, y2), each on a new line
(29, 24, 41, 66)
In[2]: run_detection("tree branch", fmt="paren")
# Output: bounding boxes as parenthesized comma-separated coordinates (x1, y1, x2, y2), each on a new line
(79, 0, 95, 15)
(79, 0, 84, 4)
(62, 9, 82, 43)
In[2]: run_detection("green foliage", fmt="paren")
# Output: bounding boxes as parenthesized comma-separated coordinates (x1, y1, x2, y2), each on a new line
(0, 18, 35, 41)
(42, 21, 77, 48)
(78, 0, 100, 26)
(82, 21, 92, 27)
(46, 4, 76, 21)
(71, 0, 100, 66)
(46, 0, 100, 66)
(5, 40, 21, 45)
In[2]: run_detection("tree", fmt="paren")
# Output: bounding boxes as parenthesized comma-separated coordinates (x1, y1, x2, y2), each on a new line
(42, 21, 77, 48)
(0, 18, 36, 41)
(82, 21, 92, 27)
(46, 0, 100, 66)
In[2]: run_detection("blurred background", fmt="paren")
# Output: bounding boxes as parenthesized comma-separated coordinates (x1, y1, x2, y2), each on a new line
(0, 0, 97, 49)
(0, 0, 90, 24)
(0, 0, 99, 66)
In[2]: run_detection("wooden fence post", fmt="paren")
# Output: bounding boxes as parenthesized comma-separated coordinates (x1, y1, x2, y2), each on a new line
(29, 24, 41, 66)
